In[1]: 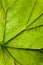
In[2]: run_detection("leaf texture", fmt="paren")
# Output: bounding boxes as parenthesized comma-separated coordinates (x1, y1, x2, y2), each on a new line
(0, 0, 43, 65)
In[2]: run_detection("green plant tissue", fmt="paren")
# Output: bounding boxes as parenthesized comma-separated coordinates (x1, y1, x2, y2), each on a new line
(0, 0, 43, 65)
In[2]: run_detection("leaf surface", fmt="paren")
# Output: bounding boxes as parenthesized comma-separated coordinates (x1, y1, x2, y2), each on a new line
(0, 0, 43, 65)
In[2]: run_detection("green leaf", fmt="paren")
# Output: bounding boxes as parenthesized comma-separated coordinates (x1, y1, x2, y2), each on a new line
(0, 0, 43, 65)
(6, 47, 43, 65)
(0, 1, 5, 44)
(5, 15, 43, 49)
(4, 0, 36, 42)
(0, 47, 15, 65)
